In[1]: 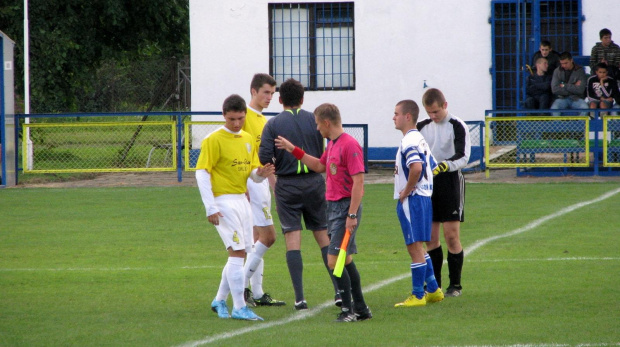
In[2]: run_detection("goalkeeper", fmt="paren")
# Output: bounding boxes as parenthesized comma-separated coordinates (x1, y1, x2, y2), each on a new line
(417, 88, 471, 297)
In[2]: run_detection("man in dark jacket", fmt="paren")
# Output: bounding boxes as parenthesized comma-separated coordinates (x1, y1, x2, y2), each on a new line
(525, 57, 553, 109)
(531, 40, 560, 76)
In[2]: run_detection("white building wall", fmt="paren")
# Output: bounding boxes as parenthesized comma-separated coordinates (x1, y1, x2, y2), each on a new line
(190, 0, 619, 150)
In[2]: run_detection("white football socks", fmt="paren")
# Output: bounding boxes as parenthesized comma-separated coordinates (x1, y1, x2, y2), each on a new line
(214, 264, 229, 301)
(226, 256, 246, 310)
(244, 241, 269, 297)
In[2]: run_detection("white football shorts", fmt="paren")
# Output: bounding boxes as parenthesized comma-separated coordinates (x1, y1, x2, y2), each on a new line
(214, 194, 253, 252)
(246, 178, 274, 227)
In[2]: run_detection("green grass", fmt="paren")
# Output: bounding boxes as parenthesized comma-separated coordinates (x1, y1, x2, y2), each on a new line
(1, 183, 619, 347)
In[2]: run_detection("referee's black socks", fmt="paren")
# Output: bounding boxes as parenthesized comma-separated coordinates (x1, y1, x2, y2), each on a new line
(286, 250, 304, 303)
(447, 250, 464, 290)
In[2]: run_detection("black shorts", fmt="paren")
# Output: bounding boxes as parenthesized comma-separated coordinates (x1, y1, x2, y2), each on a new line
(431, 170, 465, 223)
(326, 198, 360, 256)
(275, 173, 327, 233)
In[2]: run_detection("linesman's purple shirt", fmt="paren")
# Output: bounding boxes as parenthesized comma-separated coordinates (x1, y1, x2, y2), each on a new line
(320, 133, 365, 201)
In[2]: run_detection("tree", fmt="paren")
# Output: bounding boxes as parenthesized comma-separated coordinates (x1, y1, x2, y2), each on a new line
(0, 0, 189, 112)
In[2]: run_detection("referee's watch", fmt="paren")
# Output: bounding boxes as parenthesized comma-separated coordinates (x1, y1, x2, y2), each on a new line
(348, 213, 357, 219)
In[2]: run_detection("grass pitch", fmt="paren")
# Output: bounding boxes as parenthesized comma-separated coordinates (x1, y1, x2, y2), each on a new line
(1, 183, 619, 347)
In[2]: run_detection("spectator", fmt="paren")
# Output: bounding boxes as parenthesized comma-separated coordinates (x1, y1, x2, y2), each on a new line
(525, 57, 553, 110)
(550, 51, 588, 116)
(587, 62, 619, 115)
(590, 28, 620, 78)
(531, 40, 560, 76)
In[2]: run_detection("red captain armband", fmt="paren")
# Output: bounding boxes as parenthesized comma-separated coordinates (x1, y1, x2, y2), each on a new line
(292, 146, 305, 160)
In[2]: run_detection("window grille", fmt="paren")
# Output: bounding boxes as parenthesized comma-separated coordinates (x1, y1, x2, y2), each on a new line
(269, 2, 355, 91)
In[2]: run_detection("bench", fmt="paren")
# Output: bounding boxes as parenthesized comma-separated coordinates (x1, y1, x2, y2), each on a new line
(516, 119, 587, 164)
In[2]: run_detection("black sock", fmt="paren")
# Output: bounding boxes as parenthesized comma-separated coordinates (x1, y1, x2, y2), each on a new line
(447, 250, 464, 289)
(427, 246, 444, 288)
(330, 268, 352, 312)
(321, 246, 339, 295)
(286, 250, 304, 302)
(345, 261, 367, 312)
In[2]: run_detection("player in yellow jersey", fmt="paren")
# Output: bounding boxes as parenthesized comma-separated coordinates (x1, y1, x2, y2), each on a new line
(196, 94, 274, 321)
(241, 74, 286, 307)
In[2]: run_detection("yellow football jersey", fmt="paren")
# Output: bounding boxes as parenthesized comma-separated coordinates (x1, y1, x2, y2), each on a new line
(242, 107, 267, 148)
(195, 127, 259, 196)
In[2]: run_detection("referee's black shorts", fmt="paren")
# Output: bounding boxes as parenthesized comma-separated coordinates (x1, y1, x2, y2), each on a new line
(274, 173, 327, 233)
(431, 170, 465, 223)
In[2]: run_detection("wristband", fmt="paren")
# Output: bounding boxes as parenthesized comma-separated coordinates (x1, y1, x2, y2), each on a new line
(292, 146, 305, 160)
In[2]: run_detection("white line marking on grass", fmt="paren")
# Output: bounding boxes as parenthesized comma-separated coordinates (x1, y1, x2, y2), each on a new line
(3, 257, 618, 273)
(0, 265, 222, 272)
(468, 257, 620, 263)
(453, 344, 619, 347)
(466, 187, 620, 255)
(176, 187, 620, 347)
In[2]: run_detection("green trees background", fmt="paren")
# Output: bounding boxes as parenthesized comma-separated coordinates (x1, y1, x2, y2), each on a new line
(0, 0, 189, 113)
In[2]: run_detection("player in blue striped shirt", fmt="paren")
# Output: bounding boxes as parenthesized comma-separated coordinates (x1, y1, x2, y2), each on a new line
(393, 99, 444, 307)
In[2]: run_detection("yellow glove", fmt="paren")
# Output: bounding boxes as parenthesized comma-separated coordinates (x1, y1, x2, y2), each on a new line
(433, 161, 449, 176)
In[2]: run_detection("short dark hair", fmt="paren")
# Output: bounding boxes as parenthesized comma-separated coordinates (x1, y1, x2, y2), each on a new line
(222, 94, 247, 114)
(559, 51, 573, 61)
(396, 100, 420, 124)
(600, 28, 612, 39)
(314, 103, 341, 125)
(535, 57, 548, 65)
(250, 73, 276, 93)
(422, 88, 446, 108)
(595, 62, 609, 72)
(540, 40, 552, 48)
(279, 78, 304, 107)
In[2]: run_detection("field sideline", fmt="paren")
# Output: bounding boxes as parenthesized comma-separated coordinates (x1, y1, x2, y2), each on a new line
(1, 183, 619, 346)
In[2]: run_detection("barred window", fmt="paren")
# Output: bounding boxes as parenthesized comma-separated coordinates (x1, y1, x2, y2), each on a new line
(269, 2, 355, 91)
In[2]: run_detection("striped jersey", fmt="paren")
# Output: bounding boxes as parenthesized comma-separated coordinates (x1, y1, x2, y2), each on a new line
(195, 126, 259, 196)
(394, 129, 436, 199)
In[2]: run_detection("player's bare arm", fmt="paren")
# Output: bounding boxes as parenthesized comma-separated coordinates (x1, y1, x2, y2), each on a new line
(399, 162, 422, 202)
(347, 173, 364, 232)
(274, 135, 326, 173)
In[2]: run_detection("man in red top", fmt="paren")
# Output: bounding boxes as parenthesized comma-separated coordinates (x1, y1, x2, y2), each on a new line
(275, 103, 371, 323)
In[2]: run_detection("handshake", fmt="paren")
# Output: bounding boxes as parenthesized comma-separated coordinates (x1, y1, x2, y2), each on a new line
(432, 161, 449, 176)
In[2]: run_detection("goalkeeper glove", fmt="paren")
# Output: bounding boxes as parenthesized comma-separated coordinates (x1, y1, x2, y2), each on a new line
(433, 161, 449, 176)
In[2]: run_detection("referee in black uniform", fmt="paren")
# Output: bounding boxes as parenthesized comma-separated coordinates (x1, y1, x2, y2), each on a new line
(417, 88, 471, 297)
(259, 78, 339, 309)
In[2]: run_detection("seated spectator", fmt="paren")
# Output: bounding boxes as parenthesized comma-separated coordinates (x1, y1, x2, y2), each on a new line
(525, 57, 552, 110)
(551, 51, 588, 116)
(590, 28, 620, 79)
(531, 40, 560, 76)
(525, 57, 553, 110)
(587, 63, 619, 114)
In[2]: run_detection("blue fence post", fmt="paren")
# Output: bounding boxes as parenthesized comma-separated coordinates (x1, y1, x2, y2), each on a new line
(176, 113, 184, 182)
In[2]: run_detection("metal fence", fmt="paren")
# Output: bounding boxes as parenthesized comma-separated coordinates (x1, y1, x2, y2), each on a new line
(603, 116, 620, 167)
(13, 112, 368, 182)
(485, 109, 620, 176)
(184, 120, 369, 172)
